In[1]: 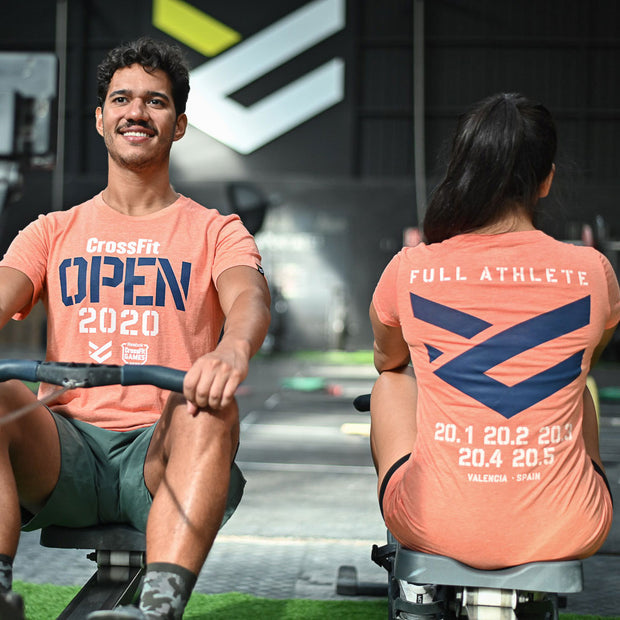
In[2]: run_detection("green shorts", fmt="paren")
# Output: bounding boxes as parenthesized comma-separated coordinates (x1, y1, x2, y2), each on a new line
(21, 411, 245, 533)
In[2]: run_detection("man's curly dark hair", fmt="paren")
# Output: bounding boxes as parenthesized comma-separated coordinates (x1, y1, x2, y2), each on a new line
(96, 37, 190, 116)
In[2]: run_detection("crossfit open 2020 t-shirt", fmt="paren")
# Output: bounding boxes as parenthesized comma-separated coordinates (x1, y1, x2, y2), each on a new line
(372, 230, 620, 568)
(0, 193, 262, 431)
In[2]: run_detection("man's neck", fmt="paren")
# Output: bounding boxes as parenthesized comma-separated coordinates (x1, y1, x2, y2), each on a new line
(101, 167, 179, 216)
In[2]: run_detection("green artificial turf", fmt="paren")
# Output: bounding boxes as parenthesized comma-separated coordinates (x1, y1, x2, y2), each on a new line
(292, 350, 375, 365)
(12, 582, 620, 620)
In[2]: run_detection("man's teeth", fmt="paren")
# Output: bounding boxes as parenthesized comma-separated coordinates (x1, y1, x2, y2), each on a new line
(124, 131, 149, 137)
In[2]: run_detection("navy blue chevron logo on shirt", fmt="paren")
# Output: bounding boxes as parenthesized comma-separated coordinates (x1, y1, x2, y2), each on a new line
(410, 293, 590, 418)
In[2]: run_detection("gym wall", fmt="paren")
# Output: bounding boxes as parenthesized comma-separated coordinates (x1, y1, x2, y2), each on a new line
(1, 0, 619, 351)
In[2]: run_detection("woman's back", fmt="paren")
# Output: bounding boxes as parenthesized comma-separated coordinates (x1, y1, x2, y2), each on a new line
(373, 229, 618, 568)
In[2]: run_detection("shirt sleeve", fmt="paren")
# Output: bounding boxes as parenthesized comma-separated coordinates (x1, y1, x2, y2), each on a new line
(600, 252, 620, 329)
(0, 215, 49, 319)
(372, 252, 402, 328)
(212, 214, 263, 286)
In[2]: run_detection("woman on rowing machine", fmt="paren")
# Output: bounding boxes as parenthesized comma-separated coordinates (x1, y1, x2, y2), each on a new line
(369, 92, 618, 572)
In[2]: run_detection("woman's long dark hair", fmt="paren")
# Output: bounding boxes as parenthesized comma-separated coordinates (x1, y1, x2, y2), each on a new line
(423, 93, 557, 244)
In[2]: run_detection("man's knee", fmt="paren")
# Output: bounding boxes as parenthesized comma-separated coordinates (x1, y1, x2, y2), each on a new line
(194, 400, 239, 446)
(164, 395, 239, 455)
(0, 380, 35, 415)
(0, 380, 54, 444)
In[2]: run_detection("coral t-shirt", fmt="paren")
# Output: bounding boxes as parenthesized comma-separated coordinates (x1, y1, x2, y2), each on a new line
(373, 230, 620, 568)
(0, 193, 262, 430)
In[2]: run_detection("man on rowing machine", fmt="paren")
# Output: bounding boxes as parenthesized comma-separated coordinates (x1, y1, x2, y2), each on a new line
(0, 37, 271, 619)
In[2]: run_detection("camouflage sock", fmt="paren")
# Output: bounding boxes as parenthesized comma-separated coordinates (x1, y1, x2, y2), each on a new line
(0, 554, 13, 592)
(138, 562, 197, 620)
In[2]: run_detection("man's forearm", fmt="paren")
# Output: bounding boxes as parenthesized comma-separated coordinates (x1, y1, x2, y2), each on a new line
(218, 289, 271, 360)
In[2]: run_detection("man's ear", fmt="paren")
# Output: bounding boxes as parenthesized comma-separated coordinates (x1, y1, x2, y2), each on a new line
(95, 107, 104, 137)
(539, 163, 555, 198)
(174, 113, 188, 142)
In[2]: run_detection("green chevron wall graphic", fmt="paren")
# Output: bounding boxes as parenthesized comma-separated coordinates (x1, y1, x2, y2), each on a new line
(152, 0, 241, 57)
